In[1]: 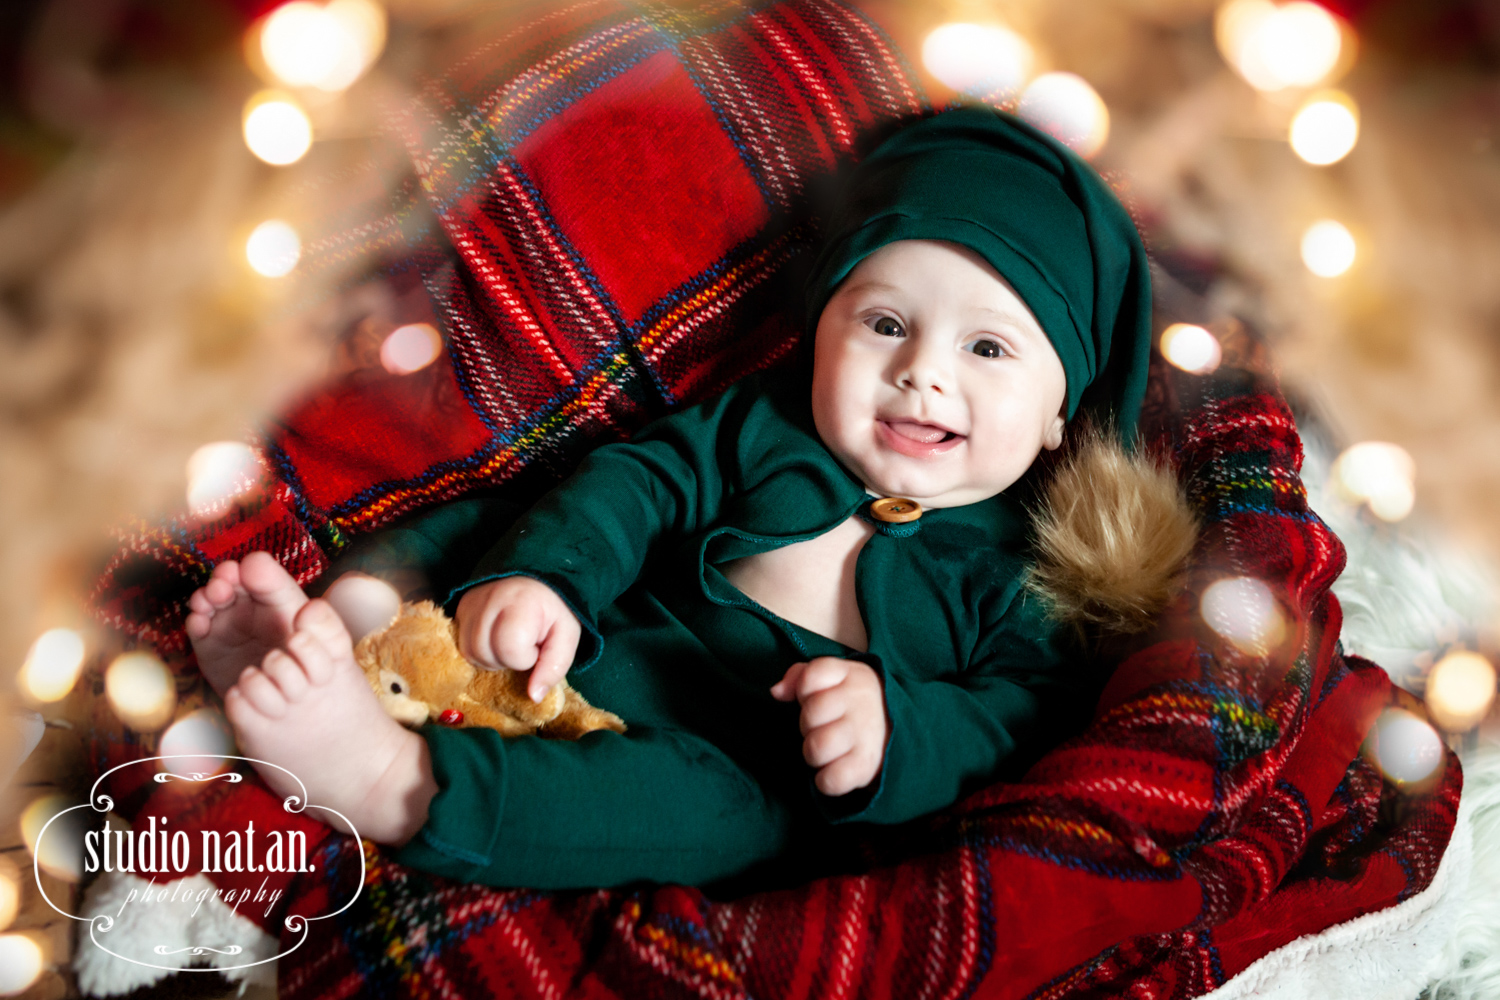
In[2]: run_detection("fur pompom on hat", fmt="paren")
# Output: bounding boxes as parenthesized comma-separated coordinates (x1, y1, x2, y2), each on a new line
(1029, 426, 1199, 635)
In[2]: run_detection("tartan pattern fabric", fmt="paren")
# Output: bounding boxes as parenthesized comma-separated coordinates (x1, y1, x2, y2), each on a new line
(88, 0, 924, 645)
(81, 0, 1460, 997)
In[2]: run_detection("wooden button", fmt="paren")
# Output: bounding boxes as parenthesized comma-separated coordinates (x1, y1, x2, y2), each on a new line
(870, 497, 922, 523)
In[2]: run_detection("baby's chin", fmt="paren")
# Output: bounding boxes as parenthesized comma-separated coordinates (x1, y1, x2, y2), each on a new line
(856, 466, 1007, 509)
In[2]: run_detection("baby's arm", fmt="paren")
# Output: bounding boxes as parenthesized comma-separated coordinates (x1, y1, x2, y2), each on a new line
(795, 590, 1077, 827)
(448, 379, 760, 682)
(771, 657, 888, 796)
(456, 576, 580, 702)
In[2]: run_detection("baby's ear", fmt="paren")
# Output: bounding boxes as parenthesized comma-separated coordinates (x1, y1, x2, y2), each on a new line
(1043, 407, 1066, 451)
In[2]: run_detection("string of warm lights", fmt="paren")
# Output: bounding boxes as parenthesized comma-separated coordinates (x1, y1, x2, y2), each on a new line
(919, 23, 1110, 159)
(0, 836, 31, 995)
(240, 0, 386, 279)
(0, 9, 397, 992)
(1217, 0, 1349, 92)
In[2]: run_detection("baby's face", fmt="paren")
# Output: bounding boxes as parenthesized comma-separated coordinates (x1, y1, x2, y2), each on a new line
(811, 239, 1067, 508)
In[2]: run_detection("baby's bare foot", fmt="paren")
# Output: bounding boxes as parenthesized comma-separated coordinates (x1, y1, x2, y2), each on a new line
(186, 552, 309, 696)
(223, 599, 435, 844)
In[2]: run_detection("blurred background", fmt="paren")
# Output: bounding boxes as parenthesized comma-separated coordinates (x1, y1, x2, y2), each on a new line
(1, 0, 1499, 994)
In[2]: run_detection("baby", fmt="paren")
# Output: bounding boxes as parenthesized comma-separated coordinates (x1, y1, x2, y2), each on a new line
(186, 106, 1151, 889)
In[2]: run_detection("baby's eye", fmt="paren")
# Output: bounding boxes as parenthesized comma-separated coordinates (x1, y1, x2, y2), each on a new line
(867, 316, 904, 338)
(966, 338, 1006, 359)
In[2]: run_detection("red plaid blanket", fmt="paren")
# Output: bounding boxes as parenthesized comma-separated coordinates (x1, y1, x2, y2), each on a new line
(85, 1, 1460, 997)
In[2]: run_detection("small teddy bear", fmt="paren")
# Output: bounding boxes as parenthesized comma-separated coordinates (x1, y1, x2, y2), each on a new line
(354, 600, 625, 740)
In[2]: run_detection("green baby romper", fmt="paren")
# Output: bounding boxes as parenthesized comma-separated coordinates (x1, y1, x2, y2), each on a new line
(385, 361, 1085, 890)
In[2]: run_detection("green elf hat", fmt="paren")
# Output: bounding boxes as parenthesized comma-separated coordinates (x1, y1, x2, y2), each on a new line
(805, 104, 1153, 442)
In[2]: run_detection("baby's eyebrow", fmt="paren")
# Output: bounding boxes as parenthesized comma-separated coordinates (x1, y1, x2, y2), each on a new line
(840, 280, 901, 297)
(974, 305, 1025, 321)
(973, 306, 1041, 333)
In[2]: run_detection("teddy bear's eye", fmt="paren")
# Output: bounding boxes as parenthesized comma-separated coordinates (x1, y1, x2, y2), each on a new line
(390, 681, 403, 694)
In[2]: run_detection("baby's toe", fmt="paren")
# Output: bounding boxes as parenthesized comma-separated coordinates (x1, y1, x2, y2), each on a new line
(202, 575, 240, 608)
(188, 588, 214, 615)
(284, 628, 335, 685)
(239, 552, 303, 604)
(210, 559, 242, 585)
(233, 666, 288, 720)
(293, 600, 354, 660)
(261, 648, 311, 702)
(185, 610, 211, 641)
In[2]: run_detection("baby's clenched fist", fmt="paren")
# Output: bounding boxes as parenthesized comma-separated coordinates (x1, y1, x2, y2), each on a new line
(770, 656, 888, 797)
(455, 576, 580, 702)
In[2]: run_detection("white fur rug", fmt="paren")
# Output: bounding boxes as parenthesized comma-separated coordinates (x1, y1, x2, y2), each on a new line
(1210, 425, 1500, 1000)
(1206, 742, 1500, 1000)
(1422, 740, 1500, 1000)
(71, 871, 278, 996)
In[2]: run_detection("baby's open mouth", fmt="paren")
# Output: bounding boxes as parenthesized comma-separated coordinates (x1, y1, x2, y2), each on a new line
(879, 419, 965, 455)
(884, 420, 958, 443)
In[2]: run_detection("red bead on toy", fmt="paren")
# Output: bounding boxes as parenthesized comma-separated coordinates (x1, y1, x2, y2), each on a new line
(438, 708, 464, 726)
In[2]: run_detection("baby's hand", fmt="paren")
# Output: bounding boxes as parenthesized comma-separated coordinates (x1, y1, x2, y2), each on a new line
(455, 577, 580, 703)
(770, 657, 888, 796)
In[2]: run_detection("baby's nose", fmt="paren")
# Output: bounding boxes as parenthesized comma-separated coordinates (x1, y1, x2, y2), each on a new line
(894, 341, 955, 394)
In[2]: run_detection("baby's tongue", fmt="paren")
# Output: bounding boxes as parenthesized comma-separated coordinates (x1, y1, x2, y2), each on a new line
(885, 420, 949, 444)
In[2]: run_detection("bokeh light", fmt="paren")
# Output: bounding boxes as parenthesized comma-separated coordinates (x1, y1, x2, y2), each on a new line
(921, 23, 1033, 100)
(243, 92, 313, 165)
(1425, 650, 1497, 732)
(1289, 91, 1359, 165)
(1332, 441, 1416, 522)
(246, 219, 301, 277)
(261, 0, 386, 92)
(1217, 0, 1343, 92)
(105, 652, 177, 732)
(19, 628, 85, 703)
(0, 855, 19, 932)
(380, 322, 444, 375)
(325, 573, 403, 642)
(0, 933, 43, 995)
(159, 708, 237, 779)
(1016, 72, 1110, 159)
(20, 793, 87, 883)
(187, 441, 261, 514)
(261, 3, 334, 87)
(328, 0, 387, 66)
(1368, 707, 1444, 784)
(1216, 0, 1274, 72)
(1365, 482, 1414, 522)
(1201, 576, 1286, 655)
(1301, 219, 1356, 277)
(1160, 323, 1223, 374)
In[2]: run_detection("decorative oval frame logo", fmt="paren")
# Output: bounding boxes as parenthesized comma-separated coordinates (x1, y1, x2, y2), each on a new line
(32, 755, 364, 973)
